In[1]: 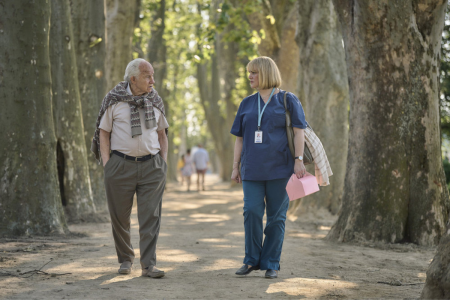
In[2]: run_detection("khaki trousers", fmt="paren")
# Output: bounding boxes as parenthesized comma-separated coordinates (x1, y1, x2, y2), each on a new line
(104, 153, 167, 269)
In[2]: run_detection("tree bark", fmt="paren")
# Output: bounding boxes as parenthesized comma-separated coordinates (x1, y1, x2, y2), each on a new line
(132, 0, 145, 58)
(195, 39, 232, 179)
(288, 0, 349, 216)
(328, 0, 449, 246)
(217, 30, 239, 182)
(197, 55, 235, 181)
(0, 0, 67, 235)
(105, 0, 138, 91)
(194, 2, 237, 181)
(50, 0, 96, 222)
(246, 0, 299, 92)
(70, 0, 108, 211)
(167, 51, 183, 182)
(421, 232, 450, 298)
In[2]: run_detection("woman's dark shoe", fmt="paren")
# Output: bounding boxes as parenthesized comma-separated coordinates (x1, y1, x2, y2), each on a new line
(235, 264, 260, 275)
(265, 269, 278, 279)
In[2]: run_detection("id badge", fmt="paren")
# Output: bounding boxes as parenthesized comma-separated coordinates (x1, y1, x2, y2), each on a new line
(255, 130, 263, 143)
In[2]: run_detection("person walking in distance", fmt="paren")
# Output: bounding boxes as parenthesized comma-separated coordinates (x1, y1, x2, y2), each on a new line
(177, 154, 185, 184)
(91, 58, 169, 278)
(193, 144, 209, 191)
(230, 56, 307, 279)
(182, 149, 194, 191)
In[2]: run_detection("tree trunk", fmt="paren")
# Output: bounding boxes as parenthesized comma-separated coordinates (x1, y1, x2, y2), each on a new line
(50, 0, 96, 222)
(421, 232, 450, 298)
(196, 44, 235, 182)
(288, 0, 349, 216)
(132, 0, 145, 58)
(147, 0, 177, 182)
(105, 0, 138, 91)
(70, 0, 108, 211)
(169, 50, 185, 182)
(327, 0, 449, 246)
(218, 32, 239, 182)
(246, 0, 299, 92)
(194, 2, 237, 182)
(0, 0, 67, 235)
(197, 43, 235, 181)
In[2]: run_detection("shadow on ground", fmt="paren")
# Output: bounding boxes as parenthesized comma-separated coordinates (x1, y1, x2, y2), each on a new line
(0, 174, 433, 299)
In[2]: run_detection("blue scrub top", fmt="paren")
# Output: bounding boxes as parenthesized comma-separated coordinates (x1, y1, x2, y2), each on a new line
(230, 90, 307, 181)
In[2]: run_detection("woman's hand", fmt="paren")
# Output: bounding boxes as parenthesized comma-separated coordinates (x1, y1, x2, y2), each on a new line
(231, 166, 242, 183)
(294, 160, 306, 178)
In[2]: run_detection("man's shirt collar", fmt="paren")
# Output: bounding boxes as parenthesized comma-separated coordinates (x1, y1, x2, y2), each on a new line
(126, 83, 132, 96)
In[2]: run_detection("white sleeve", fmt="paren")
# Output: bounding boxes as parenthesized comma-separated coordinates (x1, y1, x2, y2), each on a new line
(99, 106, 114, 132)
(157, 111, 169, 131)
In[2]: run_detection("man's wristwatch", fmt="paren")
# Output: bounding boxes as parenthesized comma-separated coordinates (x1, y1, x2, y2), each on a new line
(295, 156, 303, 161)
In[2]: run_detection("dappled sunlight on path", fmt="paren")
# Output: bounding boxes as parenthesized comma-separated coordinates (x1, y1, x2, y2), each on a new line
(266, 277, 358, 298)
(0, 174, 436, 299)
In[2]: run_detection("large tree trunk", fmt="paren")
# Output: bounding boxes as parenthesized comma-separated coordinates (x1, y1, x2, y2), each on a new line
(196, 53, 230, 181)
(217, 21, 239, 182)
(70, 0, 108, 212)
(288, 0, 349, 216)
(105, 0, 138, 91)
(50, 0, 96, 222)
(168, 51, 184, 182)
(147, 0, 177, 182)
(195, 2, 236, 182)
(0, 0, 67, 235)
(196, 46, 235, 182)
(421, 232, 450, 298)
(196, 49, 235, 181)
(246, 0, 299, 92)
(328, 0, 449, 246)
(132, 0, 145, 58)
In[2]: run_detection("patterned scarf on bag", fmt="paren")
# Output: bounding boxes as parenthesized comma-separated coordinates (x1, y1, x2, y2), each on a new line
(90, 81, 166, 163)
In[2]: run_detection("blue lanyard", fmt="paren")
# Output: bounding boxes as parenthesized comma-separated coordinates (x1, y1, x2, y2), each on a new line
(257, 88, 276, 130)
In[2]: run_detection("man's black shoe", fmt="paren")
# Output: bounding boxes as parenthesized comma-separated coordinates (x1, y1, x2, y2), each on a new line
(235, 264, 260, 275)
(265, 269, 278, 279)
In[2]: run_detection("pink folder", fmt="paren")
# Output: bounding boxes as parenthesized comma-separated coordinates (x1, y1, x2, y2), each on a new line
(286, 172, 320, 201)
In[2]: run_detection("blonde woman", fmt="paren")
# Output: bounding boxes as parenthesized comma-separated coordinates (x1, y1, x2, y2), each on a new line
(230, 56, 307, 279)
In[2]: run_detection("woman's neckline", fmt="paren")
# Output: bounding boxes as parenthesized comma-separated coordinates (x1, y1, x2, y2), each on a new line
(258, 88, 281, 104)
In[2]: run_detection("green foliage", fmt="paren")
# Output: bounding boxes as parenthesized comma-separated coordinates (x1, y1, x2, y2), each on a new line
(443, 158, 450, 184)
(440, 5, 450, 193)
(132, 0, 278, 158)
(441, 4, 450, 139)
(196, 0, 259, 61)
(135, 0, 213, 155)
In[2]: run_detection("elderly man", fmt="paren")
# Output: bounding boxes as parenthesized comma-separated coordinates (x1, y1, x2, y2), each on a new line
(91, 58, 169, 278)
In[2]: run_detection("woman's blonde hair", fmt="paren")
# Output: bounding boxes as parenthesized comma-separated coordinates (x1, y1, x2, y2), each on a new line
(246, 56, 282, 90)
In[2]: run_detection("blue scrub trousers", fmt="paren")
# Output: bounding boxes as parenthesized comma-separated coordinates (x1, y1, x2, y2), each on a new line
(242, 178, 290, 271)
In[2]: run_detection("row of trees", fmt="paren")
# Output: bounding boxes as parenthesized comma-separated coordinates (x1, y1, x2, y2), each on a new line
(2, 0, 450, 295)
(1, 0, 108, 234)
(123, 0, 350, 215)
(179, 0, 449, 248)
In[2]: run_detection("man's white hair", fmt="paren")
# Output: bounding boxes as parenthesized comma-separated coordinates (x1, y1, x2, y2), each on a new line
(124, 58, 147, 83)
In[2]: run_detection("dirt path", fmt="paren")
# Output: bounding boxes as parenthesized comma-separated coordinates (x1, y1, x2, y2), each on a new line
(0, 174, 435, 299)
